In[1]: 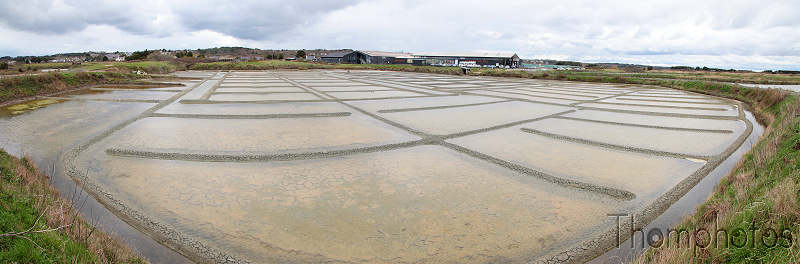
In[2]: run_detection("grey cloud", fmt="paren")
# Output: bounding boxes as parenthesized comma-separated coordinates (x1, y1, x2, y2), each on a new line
(584, 25, 604, 39)
(0, 0, 797, 70)
(173, 0, 363, 40)
(0, 0, 363, 39)
(623, 49, 677, 56)
(633, 27, 652, 38)
(0, 0, 154, 35)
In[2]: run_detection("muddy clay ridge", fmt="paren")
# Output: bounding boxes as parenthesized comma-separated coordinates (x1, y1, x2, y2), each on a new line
(5, 70, 749, 263)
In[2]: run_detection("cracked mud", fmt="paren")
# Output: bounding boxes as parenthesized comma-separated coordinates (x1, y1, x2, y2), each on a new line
(0, 70, 752, 263)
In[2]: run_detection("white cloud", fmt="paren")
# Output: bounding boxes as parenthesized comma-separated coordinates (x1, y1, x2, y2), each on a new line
(0, 0, 797, 70)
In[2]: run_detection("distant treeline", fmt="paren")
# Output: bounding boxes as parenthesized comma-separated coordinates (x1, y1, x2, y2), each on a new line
(763, 70, 800, 74)
(671, 65, 799, 74)
(196, 47, 262, 55)
(525, 59, 584, 66)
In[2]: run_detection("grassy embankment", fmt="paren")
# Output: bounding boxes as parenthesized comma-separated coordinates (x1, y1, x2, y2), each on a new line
(0, 71, 156, 263)
(632, 89, 799, 262)
(0, 63, 76, 76)
(1, 61, 186, 76)
(0, 71, 182, 103)
(0, 64, 185, 263)
(0, 151, 145, 263)
(80, 61, 185, 75)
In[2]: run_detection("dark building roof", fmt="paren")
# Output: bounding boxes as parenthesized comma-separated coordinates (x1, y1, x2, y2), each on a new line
(357, 50, 414, 58)
(413, 52, 520, 60)
(321, 51, 354, 58)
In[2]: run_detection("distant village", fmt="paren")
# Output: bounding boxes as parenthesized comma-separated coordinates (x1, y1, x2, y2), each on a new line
(0, 47, 559, 70)
(4, 47, 795, 73)
(2, 48, 527, 68)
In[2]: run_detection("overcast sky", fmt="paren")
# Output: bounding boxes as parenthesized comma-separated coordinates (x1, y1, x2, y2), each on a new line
(1, 0, 798, 70)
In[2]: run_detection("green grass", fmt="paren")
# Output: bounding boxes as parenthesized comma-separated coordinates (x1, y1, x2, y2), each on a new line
(0, 63, 77, 75)
(0, 153, 95, 263)
(81, 61, 184, 74)
(17, 63, 74, 70)
(0, 150, 145, 263)
(0, 72, 154, 103)
(188, 60, 322, 70)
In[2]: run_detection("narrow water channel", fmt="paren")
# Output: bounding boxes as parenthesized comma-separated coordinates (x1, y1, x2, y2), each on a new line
(588, 110, 764, 263)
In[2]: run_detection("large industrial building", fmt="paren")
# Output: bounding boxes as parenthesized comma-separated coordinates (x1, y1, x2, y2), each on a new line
(413, 52, 521, 68)
(320, 51, 358, 64)
(321, 50, 521, 68)
(355, 51, 418, 65)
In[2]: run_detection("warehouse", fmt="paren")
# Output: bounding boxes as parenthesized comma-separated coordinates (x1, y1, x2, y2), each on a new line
(320, 51, 358, 64)
(322, 50, 520, 67)
(355, 51, 424, 65)
(413, 52, 521, 68)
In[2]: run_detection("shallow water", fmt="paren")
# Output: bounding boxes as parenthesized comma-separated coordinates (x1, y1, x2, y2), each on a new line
(523, 118, 742, 156)
(448, 127, 705, 200)
(599, 97, 731, 108)
(103, 114, 417, 154)
(349, 95, 502, 112)
(588, 110, 764, 264)
(614, 95, 725, 104)
(94, 84, 182, 90)
(214, 87, 307, 93)
(0, 70, 756, 263)
(312, 85, 395, 92)
(209, 92, 322, 101)
(60, 89, 178, 100)
(563, 110, 746, 131)
(373, 100, 572, 135)
(579, 102, 740, 116)
(468, 90, 579, 105)
(325, 90, 426, 100)
(432, 83, 481, 88)
(0, 100, 157, 155)
(218, 82, 293, 87)
(156, 101, 351, 115)
(300, 82, 370, 86)
(75, 145, 621, 263)
(507, 88, 604, 101)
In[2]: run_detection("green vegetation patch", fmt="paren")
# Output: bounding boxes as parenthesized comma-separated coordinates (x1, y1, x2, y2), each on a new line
(0, 150, 146, 263)
(6, 99, 62, 115)
(82, 61, 184, 74)
(0, 72, 149, 103)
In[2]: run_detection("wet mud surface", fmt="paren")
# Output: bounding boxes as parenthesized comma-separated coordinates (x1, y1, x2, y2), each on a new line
(1, 70, 752, 263)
